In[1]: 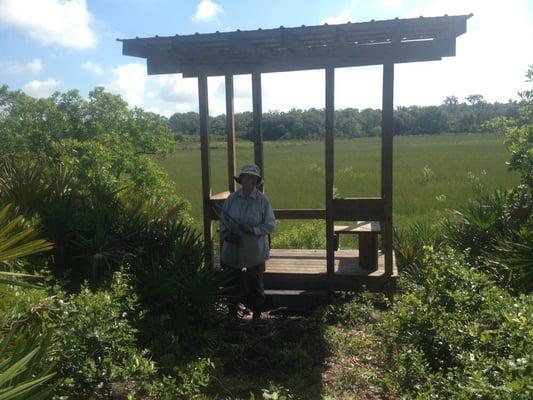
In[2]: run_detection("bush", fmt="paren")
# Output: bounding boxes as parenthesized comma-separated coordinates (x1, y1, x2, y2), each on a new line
(486, 216, 533, 293)
(322, 292, 386, 327)
(0, 86, 192, 288)
(383, 247, 533, 399)
(393, 222, 444, 285)
(2, 271, 219, 400)
(43, 271, 156, 399)
(131, 218, 221, 366)
(0, 155, 193, 288)
(442, 185, 532, 292)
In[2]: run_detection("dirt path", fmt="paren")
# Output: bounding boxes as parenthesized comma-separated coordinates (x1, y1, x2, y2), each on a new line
(210, 302, 394, 399)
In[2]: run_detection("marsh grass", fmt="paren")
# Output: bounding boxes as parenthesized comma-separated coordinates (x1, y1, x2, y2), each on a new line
(156, 133, 518, 240)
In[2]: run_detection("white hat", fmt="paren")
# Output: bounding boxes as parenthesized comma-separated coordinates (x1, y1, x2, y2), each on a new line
(234, 164, 263, 185)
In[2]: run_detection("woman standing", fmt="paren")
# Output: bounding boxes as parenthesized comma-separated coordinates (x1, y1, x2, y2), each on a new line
(219, 164, 276, 320)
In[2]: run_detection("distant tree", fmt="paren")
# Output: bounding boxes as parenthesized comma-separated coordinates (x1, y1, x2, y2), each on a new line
(168, 111, 199, 136)
(0, 85, 177, 208)
(443, 95, 459, 106)
(465, 94, 485, 105)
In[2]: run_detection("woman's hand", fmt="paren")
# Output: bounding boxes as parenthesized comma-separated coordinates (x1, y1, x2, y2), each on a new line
(239, 224, 254, 234)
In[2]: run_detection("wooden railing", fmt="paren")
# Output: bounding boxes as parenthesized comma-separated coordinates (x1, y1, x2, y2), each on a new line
(209, 193, 385, 222)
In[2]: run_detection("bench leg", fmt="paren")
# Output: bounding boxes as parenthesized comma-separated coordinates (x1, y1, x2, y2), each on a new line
(334, 234, 339, 251)
(359, 232, 378, 270)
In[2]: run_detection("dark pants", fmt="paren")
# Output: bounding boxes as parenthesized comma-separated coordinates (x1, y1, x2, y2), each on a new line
(222, 262, 265, 316)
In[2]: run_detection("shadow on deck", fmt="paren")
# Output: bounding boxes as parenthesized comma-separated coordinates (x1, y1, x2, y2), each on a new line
(264, 249, 398, 293)
(217, 248, 398, 294)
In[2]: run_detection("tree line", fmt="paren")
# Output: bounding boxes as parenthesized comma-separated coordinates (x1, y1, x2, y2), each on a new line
(169, 95, 521, 140)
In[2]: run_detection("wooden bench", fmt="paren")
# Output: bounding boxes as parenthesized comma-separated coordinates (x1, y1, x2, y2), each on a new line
(334, 221, 381, 270)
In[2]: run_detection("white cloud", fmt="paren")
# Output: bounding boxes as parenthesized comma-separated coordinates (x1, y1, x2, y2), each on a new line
(23, 78, 60, 98)
(0, 0, 96, 49)
(82, 61, 103, 75)
(316, 0, 533, 109)
(150, 75, 227, 115)
(154, 75, 198, 104)
(106, 63, 147, 107)
(0, 58, 42, 75)
(320, 10, 353, 25)
(393, 0, 533, 106)
(103, 63, 202, 115)
(102, 0, 532, 116)
(321, 0, 357, 24)
(192, 0, 223, 23)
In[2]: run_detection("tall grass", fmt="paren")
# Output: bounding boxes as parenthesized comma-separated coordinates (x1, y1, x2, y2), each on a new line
(157, 133, 519, 237)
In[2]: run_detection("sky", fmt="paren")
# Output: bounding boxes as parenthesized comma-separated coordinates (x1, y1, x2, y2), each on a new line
(0, 0, 532, 117)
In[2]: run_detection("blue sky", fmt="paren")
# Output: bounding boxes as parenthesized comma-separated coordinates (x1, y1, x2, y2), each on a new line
(1, 0, 532, 116)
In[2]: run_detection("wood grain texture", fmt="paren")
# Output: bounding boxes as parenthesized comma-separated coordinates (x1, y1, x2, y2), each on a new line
(381, 62, 394, 275)
(325, 66, 335, 276)
(198, 74, 213, 268)
(225, 75, 236, 192)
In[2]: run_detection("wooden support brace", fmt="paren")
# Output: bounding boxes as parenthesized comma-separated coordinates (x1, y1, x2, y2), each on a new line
(198, 74, 213, 268)
(381, 63, 394, 275)
(252, 71, 264, 192)
(225, 75, 236, 192)
(325, 66, 335, 276)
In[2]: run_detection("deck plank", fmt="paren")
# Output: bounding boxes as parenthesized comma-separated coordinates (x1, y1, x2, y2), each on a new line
(215, 248, 398, 292)
(265, 249, 398, 277)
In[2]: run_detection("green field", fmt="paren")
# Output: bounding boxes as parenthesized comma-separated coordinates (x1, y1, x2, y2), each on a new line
(156, 133, 519, 233)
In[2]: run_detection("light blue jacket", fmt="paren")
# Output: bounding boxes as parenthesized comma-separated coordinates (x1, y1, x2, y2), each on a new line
(219, 187, 276, 268)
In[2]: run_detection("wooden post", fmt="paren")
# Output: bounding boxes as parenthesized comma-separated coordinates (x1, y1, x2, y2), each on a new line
(198, 74, 213, 268)
(325, 66, 335, 276)
(252, 71, 264, 192)
(381, 63, 394, 275)
(225, 74, 236, 192)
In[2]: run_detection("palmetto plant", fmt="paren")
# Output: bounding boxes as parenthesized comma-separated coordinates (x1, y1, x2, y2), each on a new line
(133, 217, 222, 360)
(393, 222, 444, 284)
(0, 203, 56, 399)
(485, 220, 533, 293)
(0, 327, 55, 400)
(0, 204, 54, 287)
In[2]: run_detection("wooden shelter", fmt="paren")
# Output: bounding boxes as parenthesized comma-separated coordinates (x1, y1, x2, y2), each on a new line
(119, 14, 471, 295)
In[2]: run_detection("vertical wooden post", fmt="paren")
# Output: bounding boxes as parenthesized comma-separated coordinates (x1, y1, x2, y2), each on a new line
(381, 63, 394, 275)
(225, 74, 236, 192)
(325, 66, 335, 276)
(252, 71, 264, 192)
(198, 74, 213, 268)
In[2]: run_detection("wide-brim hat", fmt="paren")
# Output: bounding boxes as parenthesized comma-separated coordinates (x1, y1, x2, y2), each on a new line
(234, 164, 263, 185)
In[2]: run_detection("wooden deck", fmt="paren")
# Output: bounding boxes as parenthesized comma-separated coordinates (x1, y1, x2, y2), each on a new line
(217, 249, 398, 292)
(266, 249, 396, 275)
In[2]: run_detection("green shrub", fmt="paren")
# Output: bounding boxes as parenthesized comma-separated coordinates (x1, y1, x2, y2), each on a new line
(322, 292, 386, 327)
(442, 188, 511, 257)
(147, 358, 215, 399)
(383, 247, 533, 399)
(486, 216, 533, 293)
(0, 156, 193, 288)
(131, 218, 220, 366)
(0, 86, 193, 288)
(442, 185, 532, 292)
(43, 271, 156, 399)
(393, 222, 444, 285)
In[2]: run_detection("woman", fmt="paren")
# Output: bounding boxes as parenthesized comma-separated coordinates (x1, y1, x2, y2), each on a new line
(219, 164, 276, 320)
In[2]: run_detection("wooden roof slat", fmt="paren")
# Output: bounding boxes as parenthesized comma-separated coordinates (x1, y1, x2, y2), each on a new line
(122, 14, 468, 48)
(120, 14, 471, 76)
